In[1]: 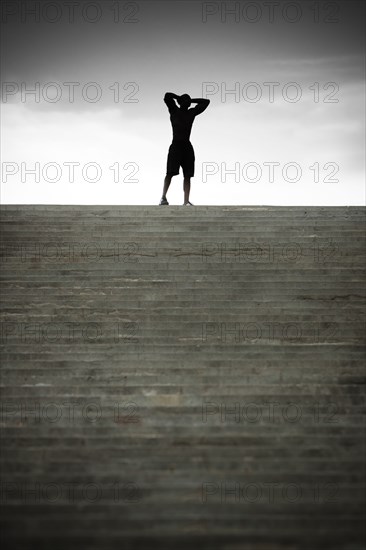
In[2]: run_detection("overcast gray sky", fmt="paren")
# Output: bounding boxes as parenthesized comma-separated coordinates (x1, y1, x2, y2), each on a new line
(1, 0, 365, 205)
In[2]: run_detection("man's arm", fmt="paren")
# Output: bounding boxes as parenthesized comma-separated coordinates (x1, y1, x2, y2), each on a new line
(190, 98, 210, 115)
(164, 92, 180, 113)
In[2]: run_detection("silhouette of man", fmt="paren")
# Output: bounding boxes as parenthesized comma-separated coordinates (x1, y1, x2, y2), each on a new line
(159, 92, 210, 206)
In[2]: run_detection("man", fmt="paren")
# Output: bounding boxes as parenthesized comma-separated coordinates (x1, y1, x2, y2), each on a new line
(159, 92, 210, 206)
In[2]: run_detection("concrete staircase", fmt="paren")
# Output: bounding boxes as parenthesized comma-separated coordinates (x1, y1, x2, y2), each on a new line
(0, 205, 365, 550)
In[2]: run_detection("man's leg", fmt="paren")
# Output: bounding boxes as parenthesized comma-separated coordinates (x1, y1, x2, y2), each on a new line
(183, 176, 191, 204)
(162, 142, 178, 202)
(182, 143, 194, 205)
(162, 174, 173, 200)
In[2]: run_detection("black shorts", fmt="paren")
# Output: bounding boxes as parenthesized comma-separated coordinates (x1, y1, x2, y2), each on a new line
(166, 141, 195, 177)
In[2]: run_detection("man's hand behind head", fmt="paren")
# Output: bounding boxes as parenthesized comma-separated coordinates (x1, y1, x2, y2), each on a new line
(178, 94, 191, 109)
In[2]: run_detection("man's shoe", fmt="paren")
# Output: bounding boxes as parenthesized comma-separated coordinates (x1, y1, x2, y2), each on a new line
(183, 201, 193, 206)
(159, 197, 169, 205)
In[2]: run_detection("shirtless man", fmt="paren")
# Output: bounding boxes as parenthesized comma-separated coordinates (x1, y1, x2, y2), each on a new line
(159, 92, 210, 206)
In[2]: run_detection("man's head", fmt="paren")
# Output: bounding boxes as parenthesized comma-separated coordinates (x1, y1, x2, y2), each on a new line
(178, 94, 191, 110)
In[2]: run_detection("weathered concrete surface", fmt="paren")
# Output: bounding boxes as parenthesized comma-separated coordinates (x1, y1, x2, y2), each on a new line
(0, 205, 365, 550)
